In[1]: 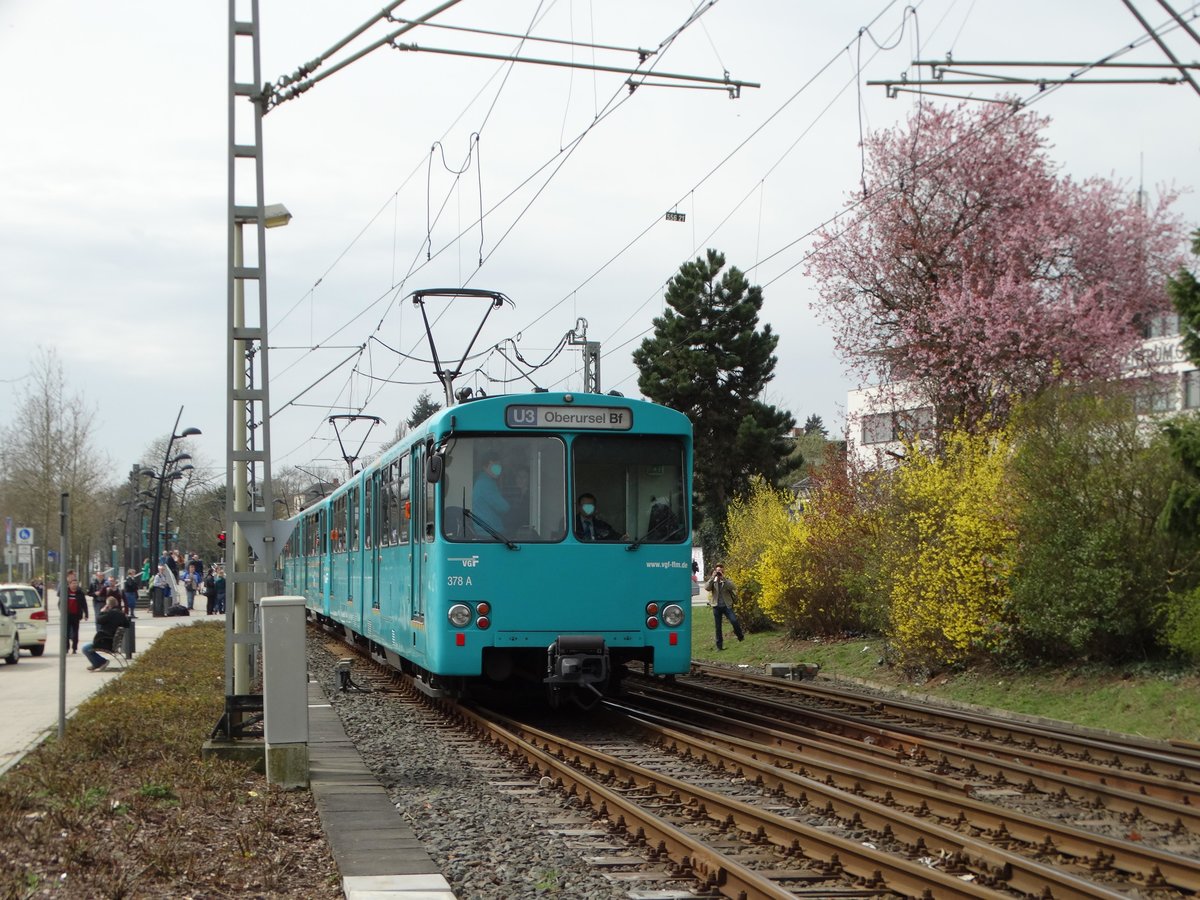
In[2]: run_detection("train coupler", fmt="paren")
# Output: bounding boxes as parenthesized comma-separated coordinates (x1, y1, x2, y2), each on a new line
(545, 635, 609, 693)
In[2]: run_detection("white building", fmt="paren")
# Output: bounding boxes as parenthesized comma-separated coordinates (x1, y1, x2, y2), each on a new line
(846, 313, 1196, 468)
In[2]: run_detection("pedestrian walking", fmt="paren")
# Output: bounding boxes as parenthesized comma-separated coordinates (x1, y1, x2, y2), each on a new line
(62, 576, 89, 654)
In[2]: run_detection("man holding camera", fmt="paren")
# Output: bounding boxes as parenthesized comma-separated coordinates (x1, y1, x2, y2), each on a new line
(705, 563, 744, 651)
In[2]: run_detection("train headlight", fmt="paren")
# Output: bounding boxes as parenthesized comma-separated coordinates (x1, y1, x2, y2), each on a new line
(661, 604, 685, 627)
(448, 604, 472, 627)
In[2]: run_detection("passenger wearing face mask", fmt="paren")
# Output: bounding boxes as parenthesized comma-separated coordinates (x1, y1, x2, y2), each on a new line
(575, 492, 618, 542)
(471, 454, 510, 536)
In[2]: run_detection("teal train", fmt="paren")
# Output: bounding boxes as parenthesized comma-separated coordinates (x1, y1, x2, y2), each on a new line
(281, 390, 694, 708)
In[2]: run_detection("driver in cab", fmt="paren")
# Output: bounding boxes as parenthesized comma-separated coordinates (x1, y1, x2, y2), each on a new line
(575, 493, 618, 542)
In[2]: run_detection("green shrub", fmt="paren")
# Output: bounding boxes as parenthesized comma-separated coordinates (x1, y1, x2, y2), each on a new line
(1161, 587, 1200, 662)
(1006, 387, 1195, 662)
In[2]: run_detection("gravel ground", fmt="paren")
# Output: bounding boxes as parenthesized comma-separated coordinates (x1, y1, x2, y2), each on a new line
(306, 635, 633, 899)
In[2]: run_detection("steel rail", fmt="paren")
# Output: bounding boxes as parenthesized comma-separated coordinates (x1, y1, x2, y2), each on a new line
(467, 706, 1060, 900)
(445, 702, 797, 899)
(666, 677, 1200, 816)
(609, 699, 1200, 893)
(631, 680, 1200, 833)
(691, 664, 1200, 779)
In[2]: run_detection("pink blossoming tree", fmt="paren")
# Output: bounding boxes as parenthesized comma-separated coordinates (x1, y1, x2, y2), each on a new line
(809, 101, 1186, 434)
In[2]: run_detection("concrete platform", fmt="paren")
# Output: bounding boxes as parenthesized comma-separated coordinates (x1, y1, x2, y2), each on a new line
(307, 680, 456, 899)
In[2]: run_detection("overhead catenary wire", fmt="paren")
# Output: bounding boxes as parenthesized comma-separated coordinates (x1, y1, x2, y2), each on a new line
(305, 0, 908, 401)
(594, 2, 1199, 382)
(274, 2, 1184, 459)
(269, 1, 732, 424)
(588, 11, 1182, 395)
(1121, 0, 1200, 98)
(313, 2, 733, 427)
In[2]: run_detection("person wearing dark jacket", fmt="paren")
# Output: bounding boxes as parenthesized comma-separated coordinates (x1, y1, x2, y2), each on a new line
(87, 571, 105, 619)
(82, 597, 131, 671)
(123, 570, 141, 618)
(63, 576, 89, 654)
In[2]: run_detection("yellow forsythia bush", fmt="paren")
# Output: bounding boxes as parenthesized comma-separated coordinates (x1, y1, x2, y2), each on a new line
(883, 428, 1015, 671)
(723, 476, 801, 624)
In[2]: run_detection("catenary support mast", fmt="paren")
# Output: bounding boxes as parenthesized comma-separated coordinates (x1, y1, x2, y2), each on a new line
(222, 0, 286, 736)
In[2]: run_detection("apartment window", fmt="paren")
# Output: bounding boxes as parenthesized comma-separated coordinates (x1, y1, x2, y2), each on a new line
(860, 406, 935, 445)
(1133, 377, 1174, 415)
(1143, 312, 1181, 339)
(1184, 370, 1200, 410)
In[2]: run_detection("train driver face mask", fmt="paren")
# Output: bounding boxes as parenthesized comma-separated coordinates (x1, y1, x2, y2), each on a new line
(581, 502, 595, 516)
(488, 463, 502, 478)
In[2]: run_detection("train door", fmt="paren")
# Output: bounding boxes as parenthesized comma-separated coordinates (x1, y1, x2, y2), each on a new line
(319, 507, 329, 615)
(347, 484, 361, 633)
(398, 453, 412, 624)
(411, 447, 426, 624)
(366, 470, 380, 638)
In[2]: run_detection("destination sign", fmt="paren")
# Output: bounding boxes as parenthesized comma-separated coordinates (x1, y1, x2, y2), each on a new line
(506, 405, 633, 430)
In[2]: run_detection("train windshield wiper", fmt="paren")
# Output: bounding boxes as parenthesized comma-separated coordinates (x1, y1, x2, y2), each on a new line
(464, 508, 520, 551)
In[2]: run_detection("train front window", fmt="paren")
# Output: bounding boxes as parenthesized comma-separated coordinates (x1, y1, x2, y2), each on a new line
(572, 435, 687, 544)
(442, 436, 567, 543)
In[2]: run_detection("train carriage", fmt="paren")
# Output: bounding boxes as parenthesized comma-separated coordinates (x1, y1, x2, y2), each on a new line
(281, 390, 693, 705)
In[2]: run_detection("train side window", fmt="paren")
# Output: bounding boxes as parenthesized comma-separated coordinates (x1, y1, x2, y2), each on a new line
(349, 487, 360, 552)
(398, 454, 411, 543)
(331, 495, 347, 552)
(380, 464, 393, 547)
(305, 512, 317, 555)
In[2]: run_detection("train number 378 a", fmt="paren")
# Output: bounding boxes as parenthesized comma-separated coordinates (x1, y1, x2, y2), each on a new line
(447, 575, 472, 586)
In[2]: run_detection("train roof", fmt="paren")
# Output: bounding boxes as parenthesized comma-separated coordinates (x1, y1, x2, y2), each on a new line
(421, 391, 692, 434)
(307, 392, 692, 509)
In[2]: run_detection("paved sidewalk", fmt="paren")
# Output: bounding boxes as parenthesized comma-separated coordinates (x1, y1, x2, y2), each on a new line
(0, 591, 206, 776)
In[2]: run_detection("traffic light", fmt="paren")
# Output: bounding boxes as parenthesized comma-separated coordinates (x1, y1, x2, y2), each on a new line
(217, 531, 226, 549)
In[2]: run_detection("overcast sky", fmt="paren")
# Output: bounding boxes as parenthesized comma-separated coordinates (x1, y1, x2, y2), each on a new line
(2, 0, 1199, 490)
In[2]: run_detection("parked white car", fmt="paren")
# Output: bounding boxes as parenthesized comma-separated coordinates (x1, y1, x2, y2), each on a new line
(0, 584, 47, 656)
(0, 596, 18, 665)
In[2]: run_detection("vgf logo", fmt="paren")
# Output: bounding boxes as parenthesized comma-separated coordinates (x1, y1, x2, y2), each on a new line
(448, 555, 480, 568)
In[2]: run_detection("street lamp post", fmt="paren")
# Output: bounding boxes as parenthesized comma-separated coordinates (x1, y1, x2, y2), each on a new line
(160, 464, 194, 553)
(147, 406, 201, 570)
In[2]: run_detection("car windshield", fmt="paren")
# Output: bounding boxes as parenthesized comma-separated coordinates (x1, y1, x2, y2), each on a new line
(0, 588, 40, 609)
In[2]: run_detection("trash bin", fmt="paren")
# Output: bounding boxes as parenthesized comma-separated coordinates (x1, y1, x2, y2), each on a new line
(123, 620, 135, 658)
(152, 587, 165, 617)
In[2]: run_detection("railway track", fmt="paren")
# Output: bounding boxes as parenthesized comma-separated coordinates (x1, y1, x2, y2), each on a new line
(317, 630, 1200, 898)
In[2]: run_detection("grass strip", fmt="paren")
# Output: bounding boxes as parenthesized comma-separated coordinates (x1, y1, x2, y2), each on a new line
(0, 622, 340, 899)
(690, 614, 1200, 742)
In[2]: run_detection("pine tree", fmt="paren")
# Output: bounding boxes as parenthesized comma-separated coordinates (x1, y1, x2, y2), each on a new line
(632, 249, 796, 536)
(803, 414, 827, 436)
(407, 391, 442, 429)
